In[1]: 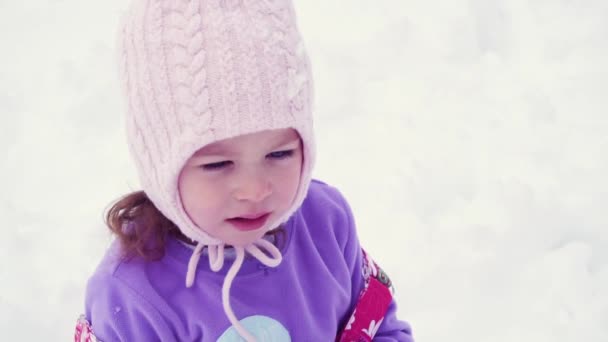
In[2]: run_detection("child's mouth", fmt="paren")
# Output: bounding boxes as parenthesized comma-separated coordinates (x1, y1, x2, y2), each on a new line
(227, 213, 271, 231)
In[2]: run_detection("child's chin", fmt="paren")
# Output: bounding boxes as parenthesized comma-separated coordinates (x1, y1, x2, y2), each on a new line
(223, 228, 267, 247)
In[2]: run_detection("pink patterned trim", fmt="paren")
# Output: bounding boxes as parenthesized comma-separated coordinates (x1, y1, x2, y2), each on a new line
(337, 249, 394, 342)
(74, 315, 101, 342)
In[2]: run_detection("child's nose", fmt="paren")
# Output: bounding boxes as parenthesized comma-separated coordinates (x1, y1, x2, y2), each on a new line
(233, 176, 272, 203)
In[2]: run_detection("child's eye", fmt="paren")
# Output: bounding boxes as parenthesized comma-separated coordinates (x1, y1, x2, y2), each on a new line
(267, 150, 294, 159)
(200, 161, 232, 171)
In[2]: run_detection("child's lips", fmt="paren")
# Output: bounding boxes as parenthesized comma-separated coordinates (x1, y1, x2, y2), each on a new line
(237, 212, 269, 220)
(227, 212, 271, 231)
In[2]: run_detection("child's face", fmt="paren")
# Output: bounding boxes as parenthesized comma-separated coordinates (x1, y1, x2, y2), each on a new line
(178, 128, 303, 246)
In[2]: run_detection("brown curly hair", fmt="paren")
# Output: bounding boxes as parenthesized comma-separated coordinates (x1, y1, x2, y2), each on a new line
(105, 191, 286, 260)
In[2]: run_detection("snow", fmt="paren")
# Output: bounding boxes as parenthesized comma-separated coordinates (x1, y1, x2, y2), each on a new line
(1, 0, 607, 341)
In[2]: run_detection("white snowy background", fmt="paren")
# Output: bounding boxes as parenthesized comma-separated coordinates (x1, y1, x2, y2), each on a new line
(1, 0, 607, 341)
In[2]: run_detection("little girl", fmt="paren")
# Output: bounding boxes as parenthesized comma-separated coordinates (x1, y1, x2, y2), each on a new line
(78, 0, 414, 341)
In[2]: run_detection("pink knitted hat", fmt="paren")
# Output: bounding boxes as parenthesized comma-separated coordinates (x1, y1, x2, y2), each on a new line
(117, 0, 314, 339)
(118, 0, 314, 245)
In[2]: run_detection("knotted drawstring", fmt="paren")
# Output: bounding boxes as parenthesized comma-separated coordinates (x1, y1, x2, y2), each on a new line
(185, 239, 283, 342)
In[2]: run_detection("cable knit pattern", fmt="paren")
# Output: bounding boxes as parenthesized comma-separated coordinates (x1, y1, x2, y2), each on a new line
(117, 0, 315, 246)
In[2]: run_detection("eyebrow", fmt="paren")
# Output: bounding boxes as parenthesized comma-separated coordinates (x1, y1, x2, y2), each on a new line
(193, 144, 229, 157)
(193, 135, 300, 157)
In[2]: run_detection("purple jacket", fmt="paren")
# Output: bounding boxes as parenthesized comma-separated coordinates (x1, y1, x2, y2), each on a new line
(85, 180, 413, 341)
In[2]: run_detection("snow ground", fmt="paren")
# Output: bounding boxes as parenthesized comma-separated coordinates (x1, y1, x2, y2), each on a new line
(1, 1, 607, 341)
